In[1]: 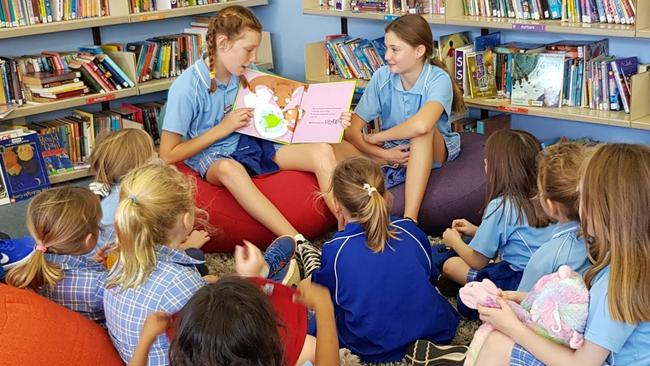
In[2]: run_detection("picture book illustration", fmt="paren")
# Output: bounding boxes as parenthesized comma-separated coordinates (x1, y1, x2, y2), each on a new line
(511, 53, 565, 108)
(0, 133, 50, 203)
(235, 69, 356, 144)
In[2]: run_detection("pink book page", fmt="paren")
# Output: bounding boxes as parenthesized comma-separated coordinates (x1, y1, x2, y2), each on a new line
(291, 81, 356, 144)
(235, 69, 306, 144)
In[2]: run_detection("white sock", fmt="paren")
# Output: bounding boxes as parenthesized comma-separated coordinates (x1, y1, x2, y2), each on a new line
(260, 263, 270, 278)
(293, 233, 307, 243)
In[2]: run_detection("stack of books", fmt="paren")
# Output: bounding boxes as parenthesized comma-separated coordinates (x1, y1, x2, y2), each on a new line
(21, 70, 88, 102)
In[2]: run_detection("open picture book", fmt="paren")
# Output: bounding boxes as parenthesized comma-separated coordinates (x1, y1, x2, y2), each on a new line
(234, 68, 356, 144)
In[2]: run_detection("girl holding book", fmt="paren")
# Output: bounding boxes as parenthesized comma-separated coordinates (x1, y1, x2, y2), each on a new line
(160, 5, 351, 278)
(475, 143, 650, 366)
(335, 14, 466, 223)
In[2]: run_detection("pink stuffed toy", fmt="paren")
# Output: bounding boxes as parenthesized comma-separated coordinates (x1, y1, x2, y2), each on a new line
(460, 265, 589, 366)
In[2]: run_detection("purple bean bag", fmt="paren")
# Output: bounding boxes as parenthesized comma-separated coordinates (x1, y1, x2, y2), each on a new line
(390, 133, 487, 236)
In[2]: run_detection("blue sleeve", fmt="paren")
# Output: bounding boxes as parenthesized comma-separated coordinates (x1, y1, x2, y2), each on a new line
(424, 68, 453, 119)
(585, 273, 636, 353)
(162, 80, 197, 137)
(517, 248, 552, 291)
(161, 270, 205, 314)
(311, 242, 338, 303)
(354, 69, 383, 123)
(469, 198, 508, 259)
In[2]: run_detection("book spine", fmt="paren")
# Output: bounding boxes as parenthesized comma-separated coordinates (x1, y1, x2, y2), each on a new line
(610, 61, 629, 113)
(100, 55, 133, 88)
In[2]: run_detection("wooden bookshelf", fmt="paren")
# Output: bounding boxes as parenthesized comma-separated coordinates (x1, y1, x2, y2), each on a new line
(445, 0, 637, 38)
(631, 115, 650, 130)
(49, 168, 94, 184)
(302, 0, 445, 24)
(129, 0, 267, 23)
(304, 41, 369, 90)
(637, 0, 650, 38)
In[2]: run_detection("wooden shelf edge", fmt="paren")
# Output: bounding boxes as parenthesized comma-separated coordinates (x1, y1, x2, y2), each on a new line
(637, 28, 650, 39)
(0, 16, 130, 39)
(302, 6, 445, 24)
(631, 115, 650, 131)
(49, 168, 93, 184)
(129, 0, 268, 23)
(5, 88, 138, 119)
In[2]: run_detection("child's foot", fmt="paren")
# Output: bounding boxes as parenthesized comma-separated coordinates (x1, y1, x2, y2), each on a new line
(295, 239, 321, 279)
(0, 236, 36, 271)
(264, 235, 299, 286)
(405, 340, 468, 366)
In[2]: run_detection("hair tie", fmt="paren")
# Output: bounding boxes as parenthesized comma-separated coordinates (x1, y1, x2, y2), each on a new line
(128, 194, 138, 204)
(362, 183, 377, 197)
(35, 244, 47, 253)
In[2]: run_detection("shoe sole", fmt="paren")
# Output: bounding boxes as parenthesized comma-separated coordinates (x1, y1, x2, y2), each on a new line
(1, 250, 35, 271)
(280, 258, 301, 287)
(405, 341, 467, 366)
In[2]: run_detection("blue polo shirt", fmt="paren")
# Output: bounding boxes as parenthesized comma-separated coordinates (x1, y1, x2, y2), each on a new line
(98, 184, 120, 247)
(518, 221, 590, 291)
(585, 266, 650, 365)
(354, 64, 461, 160)
(470, 197, 556, 271)
(311, 217, 458, 363)
(162, 58, 242, 175)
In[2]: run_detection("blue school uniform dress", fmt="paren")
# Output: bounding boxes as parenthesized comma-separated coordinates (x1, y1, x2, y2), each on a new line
(39, 252, 108, 324)
(103, 246, 205, 366)
(311, 217, 458, 363)
(511, 266, 650, 366)
(517, 220, 590, 292)
(355, 64, 460, 187)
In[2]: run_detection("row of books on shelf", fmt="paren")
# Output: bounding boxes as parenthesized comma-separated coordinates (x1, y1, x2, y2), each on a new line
(347, 0, 444, 14)
(0, 0, 110, 28)
(129, 0, 228, 14)
(0, 101, 163, 205)
(462, 0, 636, 24)
(324, 34, 386, 79)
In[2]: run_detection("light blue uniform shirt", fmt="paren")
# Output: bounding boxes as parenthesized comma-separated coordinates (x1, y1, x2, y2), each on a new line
(518, 220, 590, 291)
(470, 197, 556, 271)
(585, 266, 650, 365)
(354, 64, 461, 161)
(98, 184, 120, 247)
(162, 58, 242, 176)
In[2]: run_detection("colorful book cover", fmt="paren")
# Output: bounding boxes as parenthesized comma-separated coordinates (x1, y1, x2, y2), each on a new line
(0, 132, 50, 203)
(511, 53, 566, 108)
(466, 51, 497, 98)
(37, 132, 74, 176)
(234, 69, 356, 144)
(439, 31, 472, 75)
(474, 32, 501, 52)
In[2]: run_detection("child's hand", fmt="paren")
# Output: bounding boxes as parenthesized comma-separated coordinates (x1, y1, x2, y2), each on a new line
(381, 144, 410, 166)
(499, 290, 527, 304)
(202, 275, 219, 284)
(221, 108, 253, 133)
(92, 244, 115, 265)
(180, 230, 210, 250)
(234, 240, 266, 277)
(452, 219, 478, 237)
(363, 132, 384, 146)
(141, 312, 173, 341)
(478, 298, 526, 338)
(294, 278, 333, 311)
(340, 111, 352, 129)
(441, 228, 462, 250)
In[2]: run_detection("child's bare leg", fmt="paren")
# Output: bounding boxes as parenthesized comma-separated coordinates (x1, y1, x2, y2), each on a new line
(274, 143, 338, 214)
(295, 335, 317, 366)
(331, 140, 362, 163)
(206, 159, 298, 237)
(403, 128, 446, 220)
(475, 331, 515, 366)
(443, 256, 471, 285)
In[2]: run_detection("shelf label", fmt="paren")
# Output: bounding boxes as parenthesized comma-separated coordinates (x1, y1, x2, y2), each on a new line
(384, 14, 398, 21)
(86, 93, 116, 104)
(512, 23, 545, 32)
(141, 13, 166, 21)
(497, 105, 529, 114)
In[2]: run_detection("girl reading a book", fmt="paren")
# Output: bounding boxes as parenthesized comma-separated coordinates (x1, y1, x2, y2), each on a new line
(475, 143, 650, 366)
(433, 130, 555, 318)
(309, 156, 460, 363)
(160, 5, 351, 279)
(334, 14, 466, 223)
(5, 187, 108, 325)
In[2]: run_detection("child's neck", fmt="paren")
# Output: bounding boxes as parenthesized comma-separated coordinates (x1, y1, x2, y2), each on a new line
(205, 57, 231, 85)
(399, 62, 425, 91)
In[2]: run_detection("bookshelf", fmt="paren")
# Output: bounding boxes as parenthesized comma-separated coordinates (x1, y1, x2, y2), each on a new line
(302, 0, 445, 24)
(302, 0, 650, 130)
(49, 169, 95, 184)
(129, 0, 267, 22)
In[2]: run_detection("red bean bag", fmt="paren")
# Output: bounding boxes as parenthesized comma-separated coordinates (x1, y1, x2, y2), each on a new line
(176, 163, 336, 253)
(0, 284, 124, 366)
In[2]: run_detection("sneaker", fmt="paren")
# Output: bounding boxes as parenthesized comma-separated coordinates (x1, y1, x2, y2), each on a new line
(272, 258, 301, 287)
(0, 236, 36, 271)
(295, 239, 321, 279)
(89, 181, 111, 199)
(264, 235, 297, 284)
(405, 340, 468, 366)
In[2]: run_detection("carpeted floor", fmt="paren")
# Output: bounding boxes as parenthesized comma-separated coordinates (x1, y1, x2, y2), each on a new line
(204, 235, 480, 366)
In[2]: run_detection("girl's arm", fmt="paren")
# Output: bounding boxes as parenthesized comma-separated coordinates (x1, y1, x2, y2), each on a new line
(366, 101, 444, 143)
(343, 113, 392, 160)
(296, 279, 339, 366)
(159, 108, 253, 164)
(128, 312, 173, 366)
(479, 299, 610, 366)
(442, 228, 490, 269)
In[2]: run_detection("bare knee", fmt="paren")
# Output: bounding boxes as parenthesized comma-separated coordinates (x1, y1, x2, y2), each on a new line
(209, 160, 246, 185)
(476, 331, 514, 366)
(310, 143, 336, 165)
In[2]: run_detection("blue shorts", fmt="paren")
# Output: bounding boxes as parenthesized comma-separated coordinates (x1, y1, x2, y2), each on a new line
(510, 344, 545, 366)
(193, 141, 283, 178)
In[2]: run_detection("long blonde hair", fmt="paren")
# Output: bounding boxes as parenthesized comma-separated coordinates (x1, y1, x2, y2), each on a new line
(537, 142, 590, 221)
(106, 163, 198, 290)
(5, 187, 102, 290)
(331, 157, 396, 252)
(206, 5, 262, 93)
(581, 144, 650, 324)
(90, 128, 156, 186)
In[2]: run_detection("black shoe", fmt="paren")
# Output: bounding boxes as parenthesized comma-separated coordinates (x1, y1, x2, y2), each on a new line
(295, 239, 321, 279)
(405, 340, 467, 366)
(436, 275, 462, 298)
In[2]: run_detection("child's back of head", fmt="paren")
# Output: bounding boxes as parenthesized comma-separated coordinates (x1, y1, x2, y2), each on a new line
(484, 129, 548, 228)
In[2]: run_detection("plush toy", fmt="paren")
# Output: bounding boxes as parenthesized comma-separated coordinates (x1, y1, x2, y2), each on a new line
(460, 265, 589, 366)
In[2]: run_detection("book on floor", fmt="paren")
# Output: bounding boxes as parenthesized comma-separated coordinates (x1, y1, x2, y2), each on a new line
(0, 132, 50, 203)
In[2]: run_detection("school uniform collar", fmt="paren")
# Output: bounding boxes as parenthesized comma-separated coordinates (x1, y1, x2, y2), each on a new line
(339, 220, 365, 236)
(389, 62, 432, 95)
(552, 220, 581, 239)
(156, 245, 205, 265)
(45, 252, 106, 270)
(194, 58, 239, 91)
